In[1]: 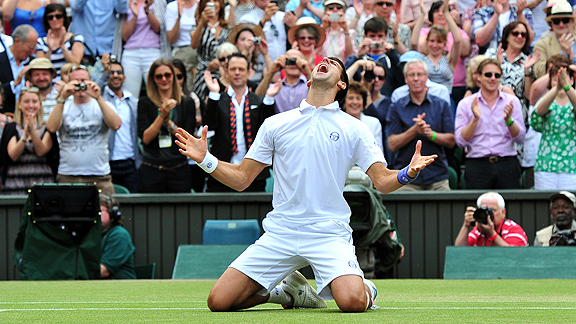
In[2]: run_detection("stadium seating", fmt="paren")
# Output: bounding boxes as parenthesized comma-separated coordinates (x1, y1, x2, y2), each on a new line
(202, 219, 261, 245)
(172, 244, 248, 279)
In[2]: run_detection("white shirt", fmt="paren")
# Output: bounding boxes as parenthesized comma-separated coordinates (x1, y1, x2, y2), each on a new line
(246, 100, 386, 226)
(106, 87, 134, 161)
(165, 1, 198, 47)
(360, 113, 383, 154)
(239, 8, 287, 62)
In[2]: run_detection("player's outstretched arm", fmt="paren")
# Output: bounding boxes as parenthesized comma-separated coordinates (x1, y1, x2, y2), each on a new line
(175, 126, 267, 191)
(367, 140, 437, 194)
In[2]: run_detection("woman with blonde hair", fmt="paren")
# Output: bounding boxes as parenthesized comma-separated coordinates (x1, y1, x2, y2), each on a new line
(137, 58, 197, 193)
(1, 87, 54, 194)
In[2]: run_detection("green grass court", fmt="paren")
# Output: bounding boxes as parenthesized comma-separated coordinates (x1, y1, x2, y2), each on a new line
(1, 279, 575, 323)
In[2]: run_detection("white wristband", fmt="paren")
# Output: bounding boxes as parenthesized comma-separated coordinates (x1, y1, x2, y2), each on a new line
(198, 151, 219, 173)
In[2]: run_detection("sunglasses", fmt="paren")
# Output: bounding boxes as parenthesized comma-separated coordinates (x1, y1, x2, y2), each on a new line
(483, 72, 502, 78)
(374, 75, 385, 80)
(375, 2, 394, 6)
(218, 55, 232, 62)
(552, 17, 573, 25)
(298, 36, 316, 41)
(20, 86, 40, 94)
(327, 4, 343, 10)
(510, 31, 527, 38)
(108, 70, 124, 76)
(154, 72, 173, 80)
(176, 73, 184, 80)
(70, 64, 88, 72)
(47, 13, 64, 20)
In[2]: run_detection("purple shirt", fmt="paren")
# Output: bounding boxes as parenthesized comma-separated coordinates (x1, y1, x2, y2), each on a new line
(455, 90, 525, 158)
(124, 6, 161, 50)
(274, 75, 309, 114)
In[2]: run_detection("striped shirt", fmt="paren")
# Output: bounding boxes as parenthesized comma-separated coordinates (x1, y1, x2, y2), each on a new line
(36, 34, 85, 81)
(423, 55, 453, 93)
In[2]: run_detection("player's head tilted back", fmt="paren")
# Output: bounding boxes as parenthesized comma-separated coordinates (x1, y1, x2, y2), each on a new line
(308, 56, 349, 102)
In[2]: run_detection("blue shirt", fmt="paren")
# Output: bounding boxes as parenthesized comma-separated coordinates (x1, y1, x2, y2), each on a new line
(386, 92, 454, 184)
(69, 0, 128, 56)
(285, 0, 324, 24)
(391, 79, 451, 105)
(5, 45, 26, 102)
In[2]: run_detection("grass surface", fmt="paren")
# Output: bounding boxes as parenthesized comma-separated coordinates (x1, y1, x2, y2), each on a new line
(1, 279, 575, 323)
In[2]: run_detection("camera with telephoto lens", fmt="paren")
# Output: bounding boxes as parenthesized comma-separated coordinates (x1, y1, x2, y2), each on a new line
(550, 230, 576, 246)
(285, 57, 297, 66)
(473, 206, 494, 224)
(363, 69, 375, 82)
(75, 82, 87, 91)
(253, 37, 261, 46)
(110, 54, 118, 63)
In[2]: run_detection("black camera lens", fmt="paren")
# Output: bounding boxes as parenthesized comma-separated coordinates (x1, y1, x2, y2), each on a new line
(285, 58, 297, 66)
(473, 206, 494, 224)
(75, 82, 87, 91)
(363, 69, 375, 82)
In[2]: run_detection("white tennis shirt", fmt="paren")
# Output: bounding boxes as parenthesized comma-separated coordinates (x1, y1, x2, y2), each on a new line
(245, 100, 386, 226)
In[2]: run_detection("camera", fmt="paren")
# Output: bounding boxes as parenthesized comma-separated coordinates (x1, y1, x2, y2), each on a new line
(363, 69, 375, 82)
(271, 0, 278, 4)
(550, 230, 576, 246)
(329, 13, 340, 22)
(253, 37, 261, 46)
(370, 41, 382, 49)
(75, 82, 87, 91)
(473, 206, 494, 225)
(285, 57, 297, 66)
(206, 2, 215, 12)
(110, 54, 118, 63)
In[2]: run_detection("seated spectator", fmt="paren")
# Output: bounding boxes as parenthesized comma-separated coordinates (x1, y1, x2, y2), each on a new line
(285, 0, 325, 24)
(2, 0, 49, 37)
(99, 194, 136, 279)
(455, 58, 525, 189)
(320, 0, 355, 62)
(1, 87, 54, 195)
(59, 62, 74, 83)
(373, 0, 411, 55)
(238, 0, 287, 62)
(191, 0, 233, 102)
(137, 58, 196, 193)
(46, 65, 122, 196)
(455, 191, 529, 246)
(35, 3, 84, 81)
(228, 22, 272, 83)
(531, 55, 576, 190)
(342, 81, 383, 153)
(387, 58, 454, 191)
(535, 191, 576, 246)
(287, 17, 325, 70)
(120, 0, 169, 99)
(256, 49, 311, 113)
(533, 1, 575, 79)
(166, 0, 199, 93)
(471, 0, 534, 54)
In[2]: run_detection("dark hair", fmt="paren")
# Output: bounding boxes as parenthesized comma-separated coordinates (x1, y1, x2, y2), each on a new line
(500, 21, 531, 55)
(375, 61, 387, 80)
(171, 58, 188, 94)
(477, 58, 502, 75)
(233, 28, 255, 44)
(146, 58, 183, 107)
(228, 52, 251, 70)
(296, 26, 320, 43)
(364, 17, 388, 36)
(428, 0, 443, 24)
(345, 81, 368, 109)
(43, 4, 70, 32)
(329, 56, 349, 102)
(547, 54, 573, 89)
(196, 0, 228, 29)
(99, 194, 123, 226)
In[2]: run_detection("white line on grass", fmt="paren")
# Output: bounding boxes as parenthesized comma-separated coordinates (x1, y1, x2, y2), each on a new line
(0, 301, 205, 305)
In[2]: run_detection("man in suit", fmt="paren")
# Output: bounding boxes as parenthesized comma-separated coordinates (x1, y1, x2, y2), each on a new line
(203, 53, 280, 192)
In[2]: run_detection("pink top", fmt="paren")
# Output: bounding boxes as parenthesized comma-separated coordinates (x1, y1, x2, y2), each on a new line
(420, 27, 469, 87)
(124, 6, 161, 50)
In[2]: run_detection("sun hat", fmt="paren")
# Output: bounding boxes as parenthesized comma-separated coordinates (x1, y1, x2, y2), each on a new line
(287, 17, 326, 46)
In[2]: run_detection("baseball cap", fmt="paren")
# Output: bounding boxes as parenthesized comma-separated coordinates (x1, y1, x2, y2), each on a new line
(550, 191, 576, 208)
(399, 50, 423, 63)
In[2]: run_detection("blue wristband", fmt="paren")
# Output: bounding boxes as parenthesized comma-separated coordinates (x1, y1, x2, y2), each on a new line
(397, 166, 418, 185)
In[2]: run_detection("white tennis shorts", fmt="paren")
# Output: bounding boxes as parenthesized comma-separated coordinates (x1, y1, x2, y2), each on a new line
(229, 217, 364, 300)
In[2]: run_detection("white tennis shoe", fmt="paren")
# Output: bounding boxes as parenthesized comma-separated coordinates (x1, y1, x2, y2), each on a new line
(364, 278, 378, 307)
(280, 271, 327, 309)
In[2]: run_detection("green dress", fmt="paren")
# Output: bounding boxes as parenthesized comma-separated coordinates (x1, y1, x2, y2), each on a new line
(530, 100, 576, 174)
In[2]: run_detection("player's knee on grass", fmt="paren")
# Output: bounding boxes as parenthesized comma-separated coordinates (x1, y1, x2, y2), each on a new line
(334, 291, 369, 313)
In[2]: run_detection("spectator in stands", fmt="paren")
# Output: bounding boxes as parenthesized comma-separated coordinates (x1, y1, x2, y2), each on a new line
(25, 58, 62, 121)
(533, 1, 575, 79)
(238, 0, 287, 62)
(120, 0, 170, 99)
(387, 58, 454, 191)
(287, 17, 325, 69)
(46, 64, 121, 195)
(373, 0, 411, 55)
(167, 0, 199, 93)
(463, 54, 514, 98)
(191, 0, 233, 101)
(0, 25, 38, 116)
(0, 9, 14, 52)
(35, 3, 84, 81)
(100, 59, 141, 193)
(285, 0, 324, 24)
(471, 0, 534, 54)
(256, 49, 311, 113)
(202, 53, 279, 192)
(228, 22, 272, 83)
(345, 0, 374, 50)
(320, 0, 355, 62)
(345, 17, 401, 97)
(455, 58, 525, 189)
(2, 0, 50, 37)
(535, 191, 576, 246)
(399, 0, 438, 29)
(137, 58, 196, 193)
(1, 86, 54, 194)
(342, 81, 383, 153)
(69, 0, 128, 58)
(411, 0, 461, 94)
(531, 55, 576, 190)
(455, 191, 529, 246)
(59, 62, 73, 82)
(99, 194, 136, 279)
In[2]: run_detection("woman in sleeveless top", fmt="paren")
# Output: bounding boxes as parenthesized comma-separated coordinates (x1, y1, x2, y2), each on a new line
(3, 0, 50, 37)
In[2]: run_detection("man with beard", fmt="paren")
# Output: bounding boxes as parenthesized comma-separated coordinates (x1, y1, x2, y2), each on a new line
(534, 191, 576, 246)
(100, 59, 140, 193)
(25, 58, 63, 122)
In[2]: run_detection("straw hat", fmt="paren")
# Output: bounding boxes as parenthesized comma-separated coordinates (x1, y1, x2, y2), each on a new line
(287, 17, 326, 46)
(545, 0, 576, 21)
(25, 58, 57, 80)
(228, 22, 265, 44)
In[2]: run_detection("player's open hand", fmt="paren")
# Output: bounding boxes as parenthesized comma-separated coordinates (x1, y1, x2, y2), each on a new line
(175, 126, 209, 163)
(408, 140, 437, 177)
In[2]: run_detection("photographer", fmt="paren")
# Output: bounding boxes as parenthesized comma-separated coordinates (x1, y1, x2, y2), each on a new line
(534, 191, 576, 246)
(455, 192, 529, 246)
(46, 65, 121, 196)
